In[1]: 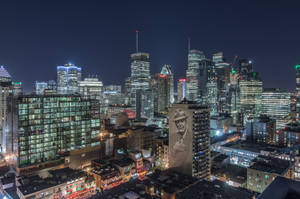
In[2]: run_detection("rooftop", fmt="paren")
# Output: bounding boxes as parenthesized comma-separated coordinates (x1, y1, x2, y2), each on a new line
(223, 141, 280, 153)
(212, 164, 247, 184)
(249, 155, 291, 174)
(18, 167, 87, 196)
(143, 170, 198, 194)
(111, 158, 134, 168)
(89, 179, 156, 199)
(176, 179, 257, 199)
(283, 122, 300, 133)
(91, 161, 120, 179)
(258, 176, 300, 199)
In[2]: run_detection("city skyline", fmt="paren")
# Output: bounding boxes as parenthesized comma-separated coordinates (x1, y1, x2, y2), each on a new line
(0, 0, 299, 92)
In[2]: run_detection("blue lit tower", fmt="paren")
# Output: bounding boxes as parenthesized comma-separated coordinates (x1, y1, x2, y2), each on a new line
(57, 63, 82, 94)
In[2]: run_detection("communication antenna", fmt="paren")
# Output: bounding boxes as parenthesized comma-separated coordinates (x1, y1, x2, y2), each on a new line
(188, 37, 191, 52)
(136, 30, 139, 53)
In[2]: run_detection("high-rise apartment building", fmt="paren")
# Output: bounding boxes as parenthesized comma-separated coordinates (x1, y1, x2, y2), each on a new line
(10, 95, 100, 168)
(169, 101, 210, 179)
(177, 78, 186, 102)
(262, 88, 290, 129)
(57, 63, 82, 94)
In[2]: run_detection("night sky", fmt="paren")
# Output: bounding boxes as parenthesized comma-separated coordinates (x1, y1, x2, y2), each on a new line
(0, 0, 299, 93)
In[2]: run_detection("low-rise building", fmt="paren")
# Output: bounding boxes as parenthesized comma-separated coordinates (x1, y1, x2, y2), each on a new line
(276, 122, 300, 147)
(90, 159, 123, 191)
(245, 115, 276, 144)
(154, 137, 169, 170)
(16, 167, 95, 199)
(247, 155, 293, 193)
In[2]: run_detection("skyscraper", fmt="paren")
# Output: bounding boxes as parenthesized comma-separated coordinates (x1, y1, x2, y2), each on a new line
(177, 78, 186, 102)
(238, 59, 253, 78)
(213, 52, 231, 114)
(129, 52, 152, 118)
(0, 66, 12, 153)
(239, 72, 263, 123)
(35, 81, 48, 95)
(296, 65, 300, 118)
(151, 74, 170, 114)
(57, 63, 82, 94)
(169, 100, 210, 179)
(79, 77, 103, 101)
(186, 50, 205, 102)
(262, 88, 290, 129)
(206, 80, 218, 116)
(124, 77, 131, 97)
(160, 64, 174, 104)
(229, 70, 241, 124)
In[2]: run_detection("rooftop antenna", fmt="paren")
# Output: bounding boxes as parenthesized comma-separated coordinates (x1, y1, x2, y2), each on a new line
(188, 37, 191, 52)
(136, 30, 139, 53)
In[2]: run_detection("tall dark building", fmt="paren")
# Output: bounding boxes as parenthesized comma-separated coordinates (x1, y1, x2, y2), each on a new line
(169, 100, 210, 179)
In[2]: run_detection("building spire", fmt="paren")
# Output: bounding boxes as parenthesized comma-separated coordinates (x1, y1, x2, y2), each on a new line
(136, 30, 139, 53)
(188, 37, 191, 52)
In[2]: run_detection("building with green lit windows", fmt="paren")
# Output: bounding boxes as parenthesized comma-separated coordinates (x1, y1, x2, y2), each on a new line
(13, 95, 100, 168)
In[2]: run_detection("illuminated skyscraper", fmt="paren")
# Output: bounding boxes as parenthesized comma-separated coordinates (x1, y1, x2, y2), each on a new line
(160, 64, 174, 104)
(125, 77, 131, 97)
(206, 80, 218, 116)
(35, 81, 48, 95)
(186, 50, 205, 102)
(205, 63, 218, 116)
(239, 72, 263, 123)
(169, 101, 210, 179)
(262, 88, 290, 129)
(296, 65, 300, 118)
(213, 52, 231, 114)
(0, 66, 12, 153)
(79, 77, 103, 101)
(177, 78, 186, 102)
(57, 63, 82, 94)
(229, 69, 241, 124)
(129, 52, 152, 118)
